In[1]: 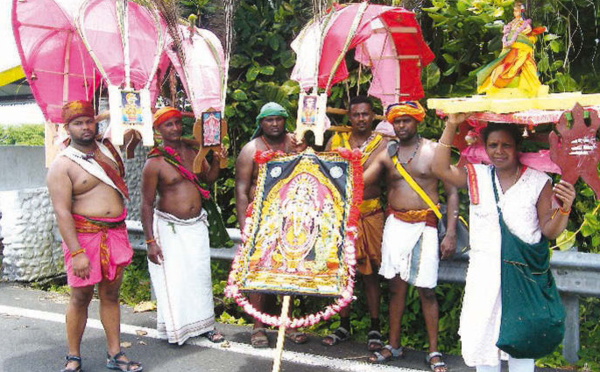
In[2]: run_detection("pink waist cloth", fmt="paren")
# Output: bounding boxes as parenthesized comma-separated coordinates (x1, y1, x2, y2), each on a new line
(62, 209, 133, 287)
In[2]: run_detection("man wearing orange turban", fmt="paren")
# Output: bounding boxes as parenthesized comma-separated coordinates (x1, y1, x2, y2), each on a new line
(153, 106, 182, 129)
(363, 100, 459, 370)
(143, 105, 227, 345)
(385, 101, 426, 124)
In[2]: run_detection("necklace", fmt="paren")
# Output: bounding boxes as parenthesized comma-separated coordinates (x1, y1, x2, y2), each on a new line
(498, 165, 522, 193)
(77, 146, 98, 160)
(349, 133, 375, 152)
(397, 136, 421, 165)
(261, 135, 286, 152)
(512, 165, 522, 186)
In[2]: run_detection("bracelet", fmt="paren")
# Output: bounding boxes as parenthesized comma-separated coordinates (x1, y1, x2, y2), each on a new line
(438, 141, 452, 148)
(71, 248, 85, 258)
(145, 238, 156, 244)
(559, 207, 571, 215)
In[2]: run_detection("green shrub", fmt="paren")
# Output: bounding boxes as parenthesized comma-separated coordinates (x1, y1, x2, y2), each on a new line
(0, 124, 44, 146)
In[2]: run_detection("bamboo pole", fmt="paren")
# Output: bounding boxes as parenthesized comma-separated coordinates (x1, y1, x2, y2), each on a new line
(326, 107, 385, 121)
(271, 295, 291, 372)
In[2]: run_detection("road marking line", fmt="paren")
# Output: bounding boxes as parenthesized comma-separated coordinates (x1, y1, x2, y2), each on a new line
(0, 304, 421, 372)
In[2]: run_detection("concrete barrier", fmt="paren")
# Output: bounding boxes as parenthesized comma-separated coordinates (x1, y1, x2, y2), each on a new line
(0, 145, 146, 280)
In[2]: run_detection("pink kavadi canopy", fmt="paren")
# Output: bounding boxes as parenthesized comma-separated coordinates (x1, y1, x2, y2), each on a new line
(12, 0, 100, 123)
(165, 25, 226, 115)
(291, 3, 434, 105)
(12, 0, 168, 124)
(77, 0, 165, 91)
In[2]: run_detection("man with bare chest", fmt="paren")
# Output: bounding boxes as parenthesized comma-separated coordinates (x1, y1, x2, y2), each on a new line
(235, 102, 308, 348)
(363, 102, 457, 372)
(47, 100, 141, 372)
(321, 96, 387, 351)
(141, 107, 225, 345)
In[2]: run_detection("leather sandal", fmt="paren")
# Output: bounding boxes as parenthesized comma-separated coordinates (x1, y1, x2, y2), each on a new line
(285, 330, 308, 344)
(106, 351, 143, 372)
(202, 329, 225, 343)
(321, 326, 350, 346)
(426, 351, 447, 372)
(250, 328, 270, 348)
(61, 355, 82, 372)
(369, 344, 403, 364)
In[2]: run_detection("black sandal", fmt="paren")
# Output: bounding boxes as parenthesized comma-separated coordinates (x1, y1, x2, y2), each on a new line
(106, 351, 143, 372)
(321, 326, 350, 346)
(367, 330, 383, 351)
(202, 329, 225, 343)
(61, 355, 82, 372)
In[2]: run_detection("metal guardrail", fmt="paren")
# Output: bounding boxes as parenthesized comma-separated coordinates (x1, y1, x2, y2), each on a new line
(126, 221, 600, 364)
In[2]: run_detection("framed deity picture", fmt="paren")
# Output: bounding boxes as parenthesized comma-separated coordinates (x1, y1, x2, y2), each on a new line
(120, 90, 143, 126)
(296, 92, 328, 146)
(300, 95, 318, 126)
(109, 85, 153, 147)
(228, 149, 362, 297)
(201, 110, 222, 147)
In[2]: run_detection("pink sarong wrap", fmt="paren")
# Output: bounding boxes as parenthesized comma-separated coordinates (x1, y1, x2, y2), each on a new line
(62, 209, 133, 287)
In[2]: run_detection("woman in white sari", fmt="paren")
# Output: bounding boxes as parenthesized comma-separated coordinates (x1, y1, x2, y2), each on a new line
(432, 115, 576, 372)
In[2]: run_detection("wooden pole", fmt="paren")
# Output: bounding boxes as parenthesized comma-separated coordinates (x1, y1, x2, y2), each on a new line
(326, 107, 385, 121)
(271, 295, 291, 372)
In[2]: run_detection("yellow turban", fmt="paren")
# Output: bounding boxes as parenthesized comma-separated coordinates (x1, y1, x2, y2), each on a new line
(385, 101, 425, 123)
(153, 107, 182, 128)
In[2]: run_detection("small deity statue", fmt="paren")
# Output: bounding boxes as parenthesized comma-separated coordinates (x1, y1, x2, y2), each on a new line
(477, 1, 546, 98)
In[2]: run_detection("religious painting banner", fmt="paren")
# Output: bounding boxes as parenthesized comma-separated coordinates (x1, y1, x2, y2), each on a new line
(226, 148, 363, 327)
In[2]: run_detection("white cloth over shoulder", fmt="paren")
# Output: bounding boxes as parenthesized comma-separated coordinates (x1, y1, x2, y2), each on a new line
(460, 164, 550, 367)
(149, 209, 215, 345)
(59, 141, 126, 198)
(379, 215, 439, 288)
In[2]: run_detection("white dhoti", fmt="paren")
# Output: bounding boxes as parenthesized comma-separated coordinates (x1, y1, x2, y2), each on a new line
(379, 214, 439, 288)
(149, 209, 215, 345)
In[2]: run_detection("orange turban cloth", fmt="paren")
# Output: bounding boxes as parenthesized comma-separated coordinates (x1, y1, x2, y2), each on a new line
(385, 101, 426, 123)
(153, 107, 182, 128)
(61, 100, 95, 124)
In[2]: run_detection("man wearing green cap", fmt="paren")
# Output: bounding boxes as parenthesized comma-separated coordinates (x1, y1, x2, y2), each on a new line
(235, 102, 307, 348)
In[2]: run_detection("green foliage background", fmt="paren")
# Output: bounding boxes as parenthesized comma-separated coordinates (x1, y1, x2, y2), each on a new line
(16, 0, 599, 368)
(0, 124, 44, 145)
(150, 1, 600, 370)
(177, 0, 600, 368)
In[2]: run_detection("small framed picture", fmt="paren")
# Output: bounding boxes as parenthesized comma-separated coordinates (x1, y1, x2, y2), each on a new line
(300, 95, 318, 126)
(120, 90, 143, 125)
(202, 110, 222, 147)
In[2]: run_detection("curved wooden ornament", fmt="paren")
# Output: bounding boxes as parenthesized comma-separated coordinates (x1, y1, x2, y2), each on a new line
(549, 103, 600, 199)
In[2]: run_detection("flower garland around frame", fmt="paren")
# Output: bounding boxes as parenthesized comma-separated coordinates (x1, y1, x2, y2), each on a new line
(224, 148, 364, 328)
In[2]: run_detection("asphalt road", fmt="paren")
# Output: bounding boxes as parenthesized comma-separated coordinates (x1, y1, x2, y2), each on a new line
(0, 282, 562, 372)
